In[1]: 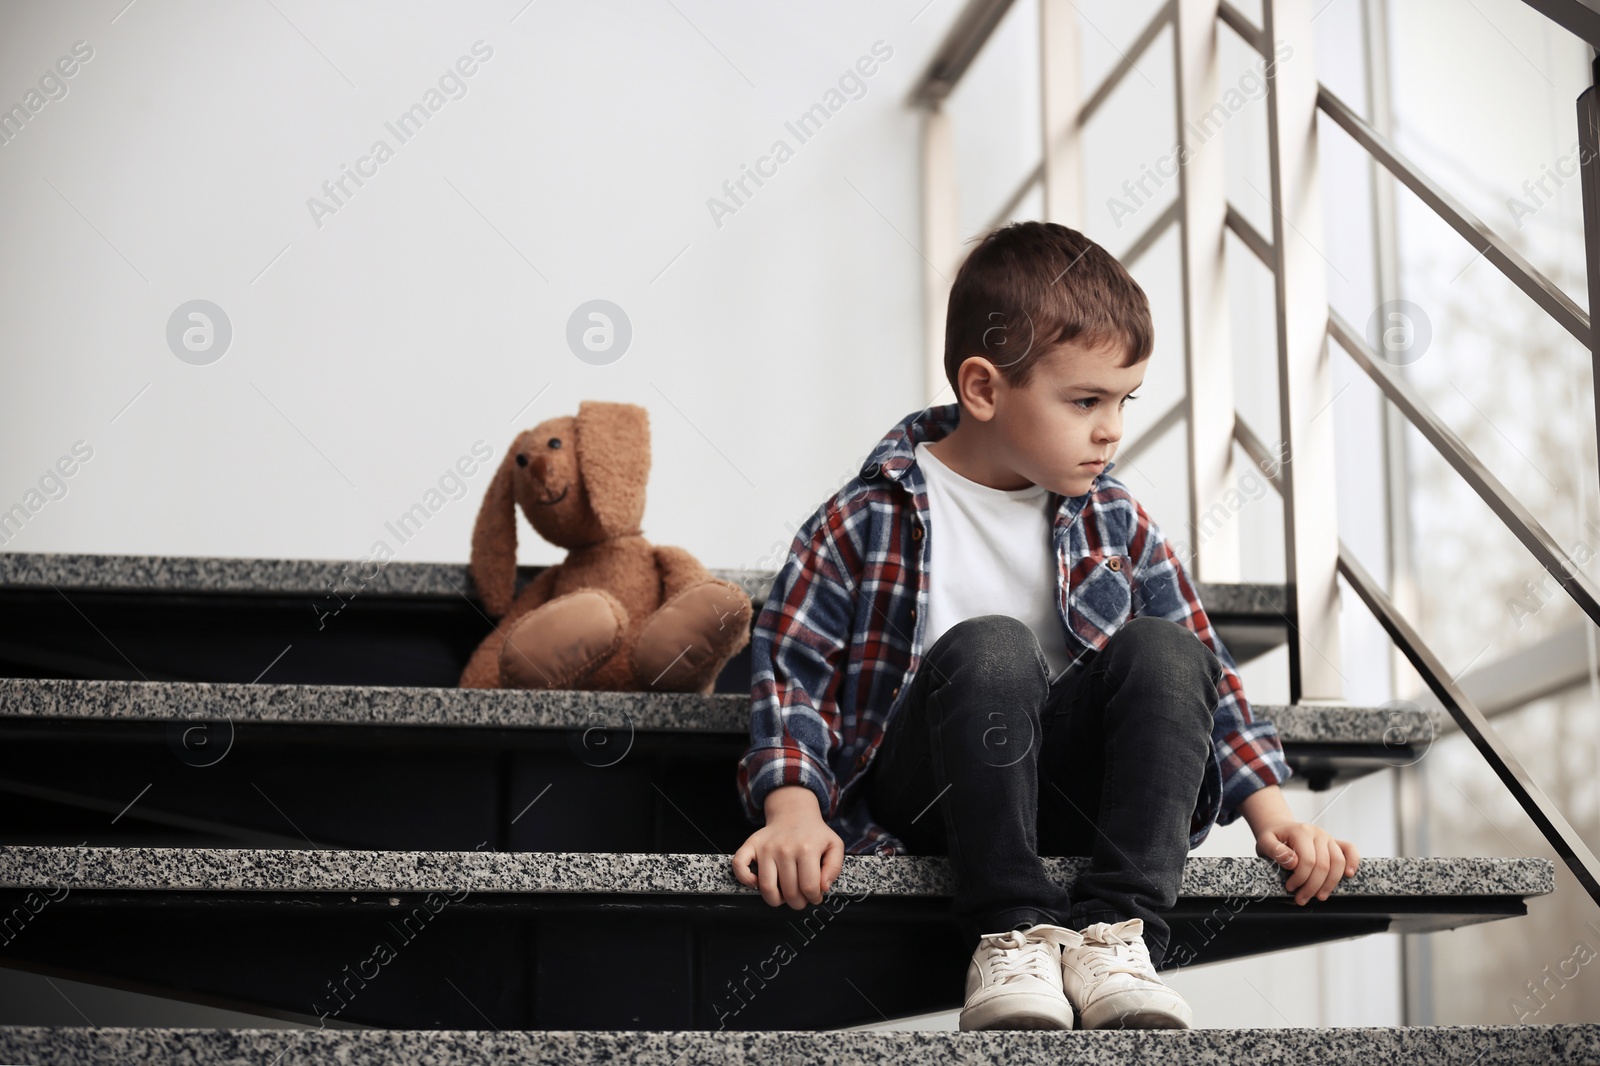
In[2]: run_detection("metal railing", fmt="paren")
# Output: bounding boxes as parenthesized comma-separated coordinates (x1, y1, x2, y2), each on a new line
(907, 0, 1600, 912)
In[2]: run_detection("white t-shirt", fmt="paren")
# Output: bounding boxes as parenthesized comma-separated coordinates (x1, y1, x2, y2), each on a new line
(914, 440, 1072, 682)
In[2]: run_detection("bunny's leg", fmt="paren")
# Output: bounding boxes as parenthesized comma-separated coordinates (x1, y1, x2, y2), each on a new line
(630, 580, 752, 693)
(457, 568, 557, 689)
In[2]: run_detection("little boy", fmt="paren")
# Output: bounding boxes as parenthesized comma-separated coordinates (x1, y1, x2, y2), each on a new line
(731, 221, 1361, 1031)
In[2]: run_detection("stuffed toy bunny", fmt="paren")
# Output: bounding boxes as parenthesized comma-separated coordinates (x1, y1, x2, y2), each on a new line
(458, 400, 752, 693)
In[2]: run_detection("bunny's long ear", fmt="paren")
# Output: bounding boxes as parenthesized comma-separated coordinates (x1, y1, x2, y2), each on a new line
(468, 446, 520, 618)
(574, 401, 650, 539)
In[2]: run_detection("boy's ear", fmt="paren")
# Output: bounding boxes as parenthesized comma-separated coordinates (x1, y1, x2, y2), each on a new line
(947, 355, 998, 416)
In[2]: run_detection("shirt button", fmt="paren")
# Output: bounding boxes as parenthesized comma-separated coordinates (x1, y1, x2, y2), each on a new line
(892, 685, 901, 698)
(911, 524, 924, 541)
(856, 752, 869, 768)
(1107, 557, 1122, 571)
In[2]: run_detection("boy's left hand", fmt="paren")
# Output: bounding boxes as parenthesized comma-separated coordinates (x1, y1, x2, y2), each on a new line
(1255, 821, 1360, 905)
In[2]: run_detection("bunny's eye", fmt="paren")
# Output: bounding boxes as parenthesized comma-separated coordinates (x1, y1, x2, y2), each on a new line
(515, 454, 528, 467)
(547, 438, 563, 449)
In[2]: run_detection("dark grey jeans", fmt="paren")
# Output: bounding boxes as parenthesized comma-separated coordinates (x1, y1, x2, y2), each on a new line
(863, 613, 1219, 967)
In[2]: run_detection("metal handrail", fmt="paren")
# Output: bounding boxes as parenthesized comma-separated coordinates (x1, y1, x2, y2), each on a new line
(1317, 85, 1590, 345)
(1327, 307, 1600, 627)
(1223, 0, 1589, 344)
(1339, 541, 1600, 905)
(1517, 0, 1600, 48)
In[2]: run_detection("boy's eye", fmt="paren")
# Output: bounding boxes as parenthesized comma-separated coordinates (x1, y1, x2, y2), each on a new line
(1073, 393, 1139, 411)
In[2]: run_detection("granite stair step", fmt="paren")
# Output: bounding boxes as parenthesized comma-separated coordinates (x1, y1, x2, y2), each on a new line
(3, 1024, 1600, 1064)
(0, 552, 1291, 690)
(0, 846, 1552, 1031)
(0, 677, 1434, 850)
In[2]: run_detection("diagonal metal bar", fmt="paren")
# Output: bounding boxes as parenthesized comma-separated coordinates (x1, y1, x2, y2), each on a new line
(1226, 202, 1274, 266)
(1338, 541, 1600, 907)
(1516, 0, 1600, 48)
(1218, 0, 1268, 55)
(987, 161, 1043, 232)
(1121, 199, 1180, 266)
(1234, 413, 1285, 491)
(1329, 306, 1600, 627)
(909, 0, 1019, 107)
(1318, 85, 1589, 345)
(1079, 3, 1173, 127)
(1113, 397, 1185, 468)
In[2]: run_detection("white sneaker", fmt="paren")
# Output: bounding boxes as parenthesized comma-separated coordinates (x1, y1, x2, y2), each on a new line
(958, 923, 1079, 1031)
(1058, 917, 1193, 1030)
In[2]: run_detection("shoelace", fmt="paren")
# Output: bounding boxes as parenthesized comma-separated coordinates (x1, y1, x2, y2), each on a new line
(980, 926, 1079, 985)
(1077, 920, 1159, 984)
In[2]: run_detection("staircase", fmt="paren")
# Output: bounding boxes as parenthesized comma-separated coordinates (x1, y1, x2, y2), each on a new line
(0, 550, 1589, 1062)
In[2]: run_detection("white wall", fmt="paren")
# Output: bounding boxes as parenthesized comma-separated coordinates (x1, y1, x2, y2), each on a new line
(0, 0, 953, 574)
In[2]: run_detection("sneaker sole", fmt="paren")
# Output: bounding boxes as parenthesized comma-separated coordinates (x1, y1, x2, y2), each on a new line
(959, 990, 1076, 1031)
(1078, 990, 1193, 1031)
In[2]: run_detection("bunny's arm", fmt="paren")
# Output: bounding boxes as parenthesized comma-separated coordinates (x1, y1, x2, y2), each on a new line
(503, 564, 559, 623)
(652, 545, 715, 601)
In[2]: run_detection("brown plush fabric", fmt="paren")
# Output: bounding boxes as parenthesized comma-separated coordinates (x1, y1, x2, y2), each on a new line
(458, 401, 752, 693)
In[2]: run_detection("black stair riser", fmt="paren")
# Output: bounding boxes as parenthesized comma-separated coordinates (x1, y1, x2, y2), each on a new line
(0, 587, 1279, 690)
(0, 889, 1525, 1031)
(0, 723, 1418, 851)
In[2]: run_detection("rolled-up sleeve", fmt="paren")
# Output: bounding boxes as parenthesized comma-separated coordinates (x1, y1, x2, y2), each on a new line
(738, 506, 858, 825)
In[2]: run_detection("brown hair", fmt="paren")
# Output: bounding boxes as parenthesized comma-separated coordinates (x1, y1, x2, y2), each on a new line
(943, 221, 1153, 402)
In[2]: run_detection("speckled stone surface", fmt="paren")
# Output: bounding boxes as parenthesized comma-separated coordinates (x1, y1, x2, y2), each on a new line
(0, 550, 1281, 619)
(0, 550, 772, 603)
(0, 677, 1434, 743)
(0, 846, 1553, 899)
(0, 676, 746, 732)
(1, 1025, 1598, 1064)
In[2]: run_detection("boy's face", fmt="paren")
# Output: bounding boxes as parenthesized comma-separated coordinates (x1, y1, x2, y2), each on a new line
(983, 338, 1145, 496)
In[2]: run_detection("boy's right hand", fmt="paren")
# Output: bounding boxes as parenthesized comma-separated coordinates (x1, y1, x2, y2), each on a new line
(731, 786, 845, 909)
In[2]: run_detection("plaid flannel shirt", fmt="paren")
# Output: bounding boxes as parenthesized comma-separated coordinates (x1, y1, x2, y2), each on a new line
(736, 402, 1292, 856)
